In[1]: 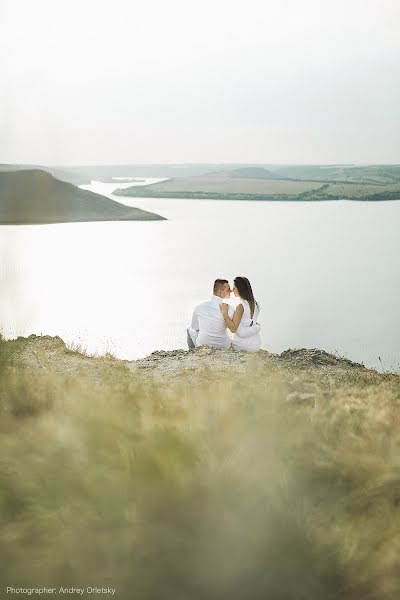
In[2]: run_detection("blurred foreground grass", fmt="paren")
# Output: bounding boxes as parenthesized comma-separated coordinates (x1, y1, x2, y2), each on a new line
(1, 335, 400, 599)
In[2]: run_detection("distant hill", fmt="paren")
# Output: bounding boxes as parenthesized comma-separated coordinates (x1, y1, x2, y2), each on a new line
(53, 162, 400, 183)
(7, 163, 400, 186)
(227, 167, 279, 179)
(0, 170, 165, 224)
(113, 166, 400, 202)
(273, 164, 400, 185)
(53, 163, 262, 181)
(0, 164, 90, 186)
(2, 163, 279, 184)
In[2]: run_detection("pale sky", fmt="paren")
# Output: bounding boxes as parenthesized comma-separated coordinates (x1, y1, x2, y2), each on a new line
(1, 0, 399, 165)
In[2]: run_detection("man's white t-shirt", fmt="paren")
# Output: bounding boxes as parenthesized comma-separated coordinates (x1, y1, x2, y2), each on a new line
(191, 295, 232, 349)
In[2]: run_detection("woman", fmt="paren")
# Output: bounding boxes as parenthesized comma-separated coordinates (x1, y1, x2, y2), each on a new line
(220, 276, 261, 352)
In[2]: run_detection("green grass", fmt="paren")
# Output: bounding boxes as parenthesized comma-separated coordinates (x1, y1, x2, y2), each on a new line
(113, 166, 400, 201)
(1, 337, 400, 598)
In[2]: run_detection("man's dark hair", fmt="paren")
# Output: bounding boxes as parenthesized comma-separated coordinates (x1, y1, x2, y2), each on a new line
(213, 279, 229, 294)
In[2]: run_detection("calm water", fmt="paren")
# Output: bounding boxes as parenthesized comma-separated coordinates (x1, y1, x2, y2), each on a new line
(0, 179, 399, 371)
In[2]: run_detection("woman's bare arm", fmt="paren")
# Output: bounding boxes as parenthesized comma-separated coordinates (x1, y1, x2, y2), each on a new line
(221, 303, 244, 333)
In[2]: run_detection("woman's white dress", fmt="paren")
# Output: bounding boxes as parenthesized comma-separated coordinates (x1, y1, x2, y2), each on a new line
(232, 300, 261, 352)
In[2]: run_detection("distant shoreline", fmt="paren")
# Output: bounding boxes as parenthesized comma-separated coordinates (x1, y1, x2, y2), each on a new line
(0, 217, 167, 226)
(113, 189, 400, 202)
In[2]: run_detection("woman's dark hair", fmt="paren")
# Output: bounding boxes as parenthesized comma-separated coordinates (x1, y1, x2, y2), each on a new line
(234, 277, 257, 318)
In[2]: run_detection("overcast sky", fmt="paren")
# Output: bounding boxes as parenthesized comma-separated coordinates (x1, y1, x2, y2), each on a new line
(1, 0, 399, 165)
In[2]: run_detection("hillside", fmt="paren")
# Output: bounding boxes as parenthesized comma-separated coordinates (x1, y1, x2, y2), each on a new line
(0, 169, 165, 224)
(0, 163, 91, 185)
(0, 332, 370, 381)
(1, 334, 400, 597)
(113, 166, 400, 201)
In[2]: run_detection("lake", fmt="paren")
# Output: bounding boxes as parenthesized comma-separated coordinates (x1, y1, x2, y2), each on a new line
(0, 179, 399, 372)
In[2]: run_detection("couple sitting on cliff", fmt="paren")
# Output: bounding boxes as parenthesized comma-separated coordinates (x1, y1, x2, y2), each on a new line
(187, 277, 261, 352)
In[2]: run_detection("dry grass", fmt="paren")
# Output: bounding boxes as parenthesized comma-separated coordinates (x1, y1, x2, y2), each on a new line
(1, 337, 400, 599)
(146, 175, 321, 195)
(116, 173, 400, 200)
(324, 182, 400, 198)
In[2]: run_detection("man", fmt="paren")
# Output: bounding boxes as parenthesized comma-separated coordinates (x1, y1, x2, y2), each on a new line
(187, 279, 233, 350)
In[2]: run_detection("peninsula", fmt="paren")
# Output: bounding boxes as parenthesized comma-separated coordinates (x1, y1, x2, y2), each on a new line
(113, 165, 400, 201)
(0, 169, 165, 224)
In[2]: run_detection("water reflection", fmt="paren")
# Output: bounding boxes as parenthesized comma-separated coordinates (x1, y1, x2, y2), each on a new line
(0, 181, 399, 371)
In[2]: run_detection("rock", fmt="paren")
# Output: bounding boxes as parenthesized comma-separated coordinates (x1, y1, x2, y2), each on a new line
(3, 335, 378, 385)
(280, 348, 365, 370)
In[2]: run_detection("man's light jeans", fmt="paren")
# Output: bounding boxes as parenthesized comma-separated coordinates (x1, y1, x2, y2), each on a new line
(187, 327, 198, 350)
(187, 323, 260, 350)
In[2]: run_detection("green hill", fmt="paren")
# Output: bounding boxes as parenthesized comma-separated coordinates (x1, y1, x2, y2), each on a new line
(0, 163, 90, 185)
(0, 169, 165, 224)
(113, 166, 400, 201)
